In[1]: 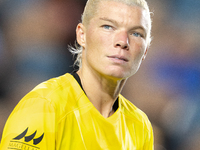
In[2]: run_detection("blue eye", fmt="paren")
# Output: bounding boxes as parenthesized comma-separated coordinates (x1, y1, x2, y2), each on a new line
(132, 32, 143, 37)
(103, 25, 112, 30)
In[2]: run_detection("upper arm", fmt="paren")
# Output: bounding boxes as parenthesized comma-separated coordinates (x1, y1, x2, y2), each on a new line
(144, 122, 154, 150)
(0, 97, 56, 150)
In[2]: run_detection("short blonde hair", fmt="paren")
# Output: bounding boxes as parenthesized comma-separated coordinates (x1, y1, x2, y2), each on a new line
(70, 0, 152, 68)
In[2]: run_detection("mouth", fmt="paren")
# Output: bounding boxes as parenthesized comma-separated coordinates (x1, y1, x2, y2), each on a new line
(108, 55, 129, 62)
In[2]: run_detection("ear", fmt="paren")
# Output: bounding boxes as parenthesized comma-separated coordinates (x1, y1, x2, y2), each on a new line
(76, 23, 86, 48)
(142, 47, 148, 61)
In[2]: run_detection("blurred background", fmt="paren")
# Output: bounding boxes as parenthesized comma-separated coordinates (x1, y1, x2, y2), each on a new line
(0, 0, 200, 149)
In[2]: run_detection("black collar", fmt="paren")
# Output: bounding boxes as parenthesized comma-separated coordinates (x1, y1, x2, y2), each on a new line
(71, 71, 119, 112)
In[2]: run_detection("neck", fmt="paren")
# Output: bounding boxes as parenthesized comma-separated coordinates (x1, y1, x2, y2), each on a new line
(77, 69, 127, 118)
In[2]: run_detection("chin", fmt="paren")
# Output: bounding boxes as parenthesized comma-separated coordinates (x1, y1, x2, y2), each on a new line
(103, 65, 139, 79)
(106, 70, 131, 80)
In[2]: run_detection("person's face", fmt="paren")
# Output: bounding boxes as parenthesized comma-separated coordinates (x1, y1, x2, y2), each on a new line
(77, 1, 150, 80)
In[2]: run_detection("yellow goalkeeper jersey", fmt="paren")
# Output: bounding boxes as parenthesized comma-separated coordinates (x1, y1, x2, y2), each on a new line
(0, 73, 154, 150)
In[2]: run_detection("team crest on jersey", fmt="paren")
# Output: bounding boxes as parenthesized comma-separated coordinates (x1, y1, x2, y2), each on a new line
(8, 127, 44, 150)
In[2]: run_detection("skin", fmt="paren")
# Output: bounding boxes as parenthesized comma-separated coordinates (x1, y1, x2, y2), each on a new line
(76, 1, 150, 118)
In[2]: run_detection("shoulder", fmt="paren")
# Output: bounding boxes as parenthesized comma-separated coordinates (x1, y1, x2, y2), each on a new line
(29, 73, 75, 98)
(24, 73, 82, 102)
(0, 74, 84, 149)
(15, 73, 84, 118)
(119, 94, 152, 130)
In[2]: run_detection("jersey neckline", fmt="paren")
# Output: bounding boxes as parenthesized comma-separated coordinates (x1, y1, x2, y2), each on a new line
(70, 72, 120, 121)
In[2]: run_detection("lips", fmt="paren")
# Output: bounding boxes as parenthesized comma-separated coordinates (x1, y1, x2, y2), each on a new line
(108, 55, 128, 62)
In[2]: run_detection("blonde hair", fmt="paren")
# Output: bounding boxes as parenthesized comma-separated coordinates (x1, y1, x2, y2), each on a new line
(70, 0, 152, 68)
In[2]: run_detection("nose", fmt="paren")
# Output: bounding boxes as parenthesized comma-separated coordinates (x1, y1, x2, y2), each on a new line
(114, 31, 129, 50)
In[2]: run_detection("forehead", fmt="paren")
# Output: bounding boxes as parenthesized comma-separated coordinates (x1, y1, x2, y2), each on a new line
(91, 1, 150, 30)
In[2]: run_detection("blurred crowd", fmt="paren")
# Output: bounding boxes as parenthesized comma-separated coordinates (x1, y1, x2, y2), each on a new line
(0, 0, 200, 150)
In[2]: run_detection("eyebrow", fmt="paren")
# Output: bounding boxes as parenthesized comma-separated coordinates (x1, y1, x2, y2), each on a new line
(99, 17, 118, 25)
(131, 26, 146, 33)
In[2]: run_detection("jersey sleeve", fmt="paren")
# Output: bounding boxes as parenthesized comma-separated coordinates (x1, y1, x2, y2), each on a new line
(144, 120, 154, 150)
(0, 96, 56, 150)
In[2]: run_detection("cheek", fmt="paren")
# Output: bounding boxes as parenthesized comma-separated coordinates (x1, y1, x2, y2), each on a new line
(131, 41, 147, 60)
(85, 30, 100, 49)
(129, 44, 147, 74)
(139, 42, 147, 56)
(85, 32, 109, 57)
(84, 36, 101, 63)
